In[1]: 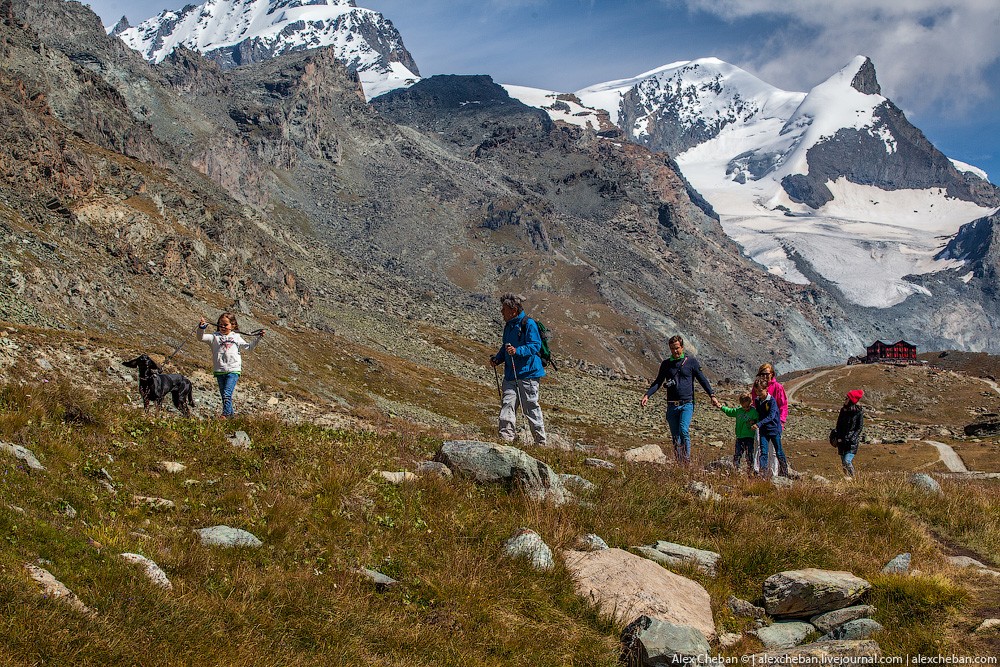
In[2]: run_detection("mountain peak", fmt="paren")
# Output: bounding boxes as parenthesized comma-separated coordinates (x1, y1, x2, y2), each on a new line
(849, 56, 881, 96)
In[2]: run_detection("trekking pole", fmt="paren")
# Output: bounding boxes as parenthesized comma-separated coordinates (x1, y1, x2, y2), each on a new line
(492, 362, 502, 400)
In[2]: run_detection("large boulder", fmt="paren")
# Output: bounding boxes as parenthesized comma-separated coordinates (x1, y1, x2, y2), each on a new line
(634, 540, 720, 576)
(764, 569, 871, 618)
(811, 605, 876, 634)
(909, 473, 943, 495)
(621, 615, 711, 666)
(194, 525, 262, 548)
(819, 618, 884, 641)
(434, 440, 568, 504)
(563, 548, 715, 640)
(1, 442, 44, 471)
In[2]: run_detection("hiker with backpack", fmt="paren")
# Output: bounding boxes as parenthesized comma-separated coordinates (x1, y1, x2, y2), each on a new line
(490, 293, 547, 445)
(640, 335, 721, 464)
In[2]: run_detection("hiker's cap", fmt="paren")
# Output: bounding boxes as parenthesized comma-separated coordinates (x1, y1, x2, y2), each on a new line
(846, 389, 864, 404)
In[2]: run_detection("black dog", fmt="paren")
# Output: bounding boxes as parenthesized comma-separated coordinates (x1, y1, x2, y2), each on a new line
(122, 354, 194, 416)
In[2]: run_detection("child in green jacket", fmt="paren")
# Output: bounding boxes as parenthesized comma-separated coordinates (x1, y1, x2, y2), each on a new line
(720, 393, 757, 473)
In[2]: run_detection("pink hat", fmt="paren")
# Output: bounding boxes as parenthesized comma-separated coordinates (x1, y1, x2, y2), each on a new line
(846, 389, 864, 404)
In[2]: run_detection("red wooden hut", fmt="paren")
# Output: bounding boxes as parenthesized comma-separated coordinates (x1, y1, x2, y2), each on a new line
(866, 340, 917, 362)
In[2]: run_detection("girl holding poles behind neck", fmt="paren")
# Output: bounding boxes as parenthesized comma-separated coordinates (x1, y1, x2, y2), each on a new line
(196, 312, 264, 418)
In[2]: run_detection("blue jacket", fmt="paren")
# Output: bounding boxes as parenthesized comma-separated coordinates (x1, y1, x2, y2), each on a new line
(754, 394, 781, 438)
(493, 312, 546, 381)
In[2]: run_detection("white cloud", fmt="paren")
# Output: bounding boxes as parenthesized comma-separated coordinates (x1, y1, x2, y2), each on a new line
(682, 0, 1000, 115)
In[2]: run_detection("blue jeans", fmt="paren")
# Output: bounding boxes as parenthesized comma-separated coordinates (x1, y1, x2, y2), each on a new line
(666, 402, 694, 463)
(841, 451, 856, 476)
(216, 373, 239, 417)
(758, 430, 788, 476)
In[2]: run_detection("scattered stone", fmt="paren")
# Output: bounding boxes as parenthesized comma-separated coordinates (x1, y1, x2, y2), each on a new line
(558, 473, 595, 493)
(377, 471, 417, 484)
(574, 533, 609, 552)
(882, 553, 911, 574)
(59, 501, 77, 519)
(357, 567, 399, 590)
(433, 440, 568, 504)
(541, 433, 575, 451)
(704, 457, 735, 473)
(415, 461, 451, 478)
(634, 540, 721, 576)
(8, 504, 26, 514)
(754, 621, 815, 649)
(764, 569, 872, 618)
(502, 528, 554, 571)
(811, 605, 876, 634)
(752, 639, 881, 659)
(964, 421, 1000, 437)
(24, 563, 93, 615)
(36, 357, 53, 371)
(563, 548, 715, 640)
(624, 444, 667, 465)
(820, 618, 883, 641)
(909, 473, 943, 495)
(156, 461, 187, 474)
(120, 553, 172, 590)
(718, 632, 743, 649)
(194, 525, 262, 548)
(771, 476, 795, 489)
(133, 495, 176, 511)
(227, 431, 252, 450)
(686, 481, 722, 501)
(584, 457, 617, 470)
(727, 595, 766, 619)
(620, 615, 711, 666)
(708, 440, 724, 449)
(0, 442, 45, 471)
(946, 555, 988, 569)
(975, 619, 1000, 634)
(811, 475, 831, 485)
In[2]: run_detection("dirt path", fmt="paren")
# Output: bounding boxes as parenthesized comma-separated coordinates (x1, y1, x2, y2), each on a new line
(784, 366, 845, 402)
(923, 440, 970, 473)
(977, 376, 1000, 396)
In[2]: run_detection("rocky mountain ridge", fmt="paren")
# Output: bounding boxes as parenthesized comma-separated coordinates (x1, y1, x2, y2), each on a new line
(113, 0, 420, 98)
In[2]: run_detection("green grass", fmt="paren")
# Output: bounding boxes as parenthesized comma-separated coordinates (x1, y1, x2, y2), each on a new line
(0, 381, 996, 664)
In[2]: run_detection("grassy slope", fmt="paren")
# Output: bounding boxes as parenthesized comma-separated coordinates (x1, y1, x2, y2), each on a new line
(1, 365, 998, 664)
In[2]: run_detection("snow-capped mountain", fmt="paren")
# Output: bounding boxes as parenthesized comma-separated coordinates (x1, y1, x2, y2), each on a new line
(112, 0, 419, 99)
(510, 57, 1000, 309)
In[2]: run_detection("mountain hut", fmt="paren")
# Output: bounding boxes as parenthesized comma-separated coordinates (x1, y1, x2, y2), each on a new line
(866, 340, 917, 362)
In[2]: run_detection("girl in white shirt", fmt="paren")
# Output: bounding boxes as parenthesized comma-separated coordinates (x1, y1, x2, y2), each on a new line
(196, 312, 264, 417)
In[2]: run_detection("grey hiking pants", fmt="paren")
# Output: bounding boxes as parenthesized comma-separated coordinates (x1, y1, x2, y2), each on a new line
(499, 378, 546, 444)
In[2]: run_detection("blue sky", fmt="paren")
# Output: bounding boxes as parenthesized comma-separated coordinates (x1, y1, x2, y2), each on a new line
(87, 0, 1000, 183)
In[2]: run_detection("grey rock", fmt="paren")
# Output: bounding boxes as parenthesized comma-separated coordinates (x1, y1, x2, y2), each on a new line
(377, 470, 417, 484)
(686, 481, 722, 501)
(820, 618, 883, 641)
(909, 473, 943, 495)
(133, 495, 176, 511)
(59, 501, 77, 519)
(810, 605, 876, 634)
(574, 533, 609, 551)
(24, 563, 94, 615)
(718, 632, 743, 649)
(415, 461, 452, 478)
(433, 440, 568, 504)
(156, 461, 187, 474)
(559, 473, 595, 493)
(946, 555, 987, 569)
(635, 540, 721, 576)
(0, 442, 45, 471)
(975, 619, 1000, 634)
(771, 476, 795, 489)
(502, 528, 554, 571)
(584, 457, 617, 470)
(704, 457, 735, 473)
(120, 553, 172, 590)
(727, 595, 766, 619)
(752, 639, 882, 659)
(624, 444, 667, 465)
(621, 615, 711, 665)
(754, 621, 815, 649)
(358, 567, 399, 590)
(881, 553, 911, 574)
(764, 569, 872, 618)
(195, 525, 262, 548)
(811, 475, 832, 485)
(227, 431, 252, 450)
(36, 357, 53, 371)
